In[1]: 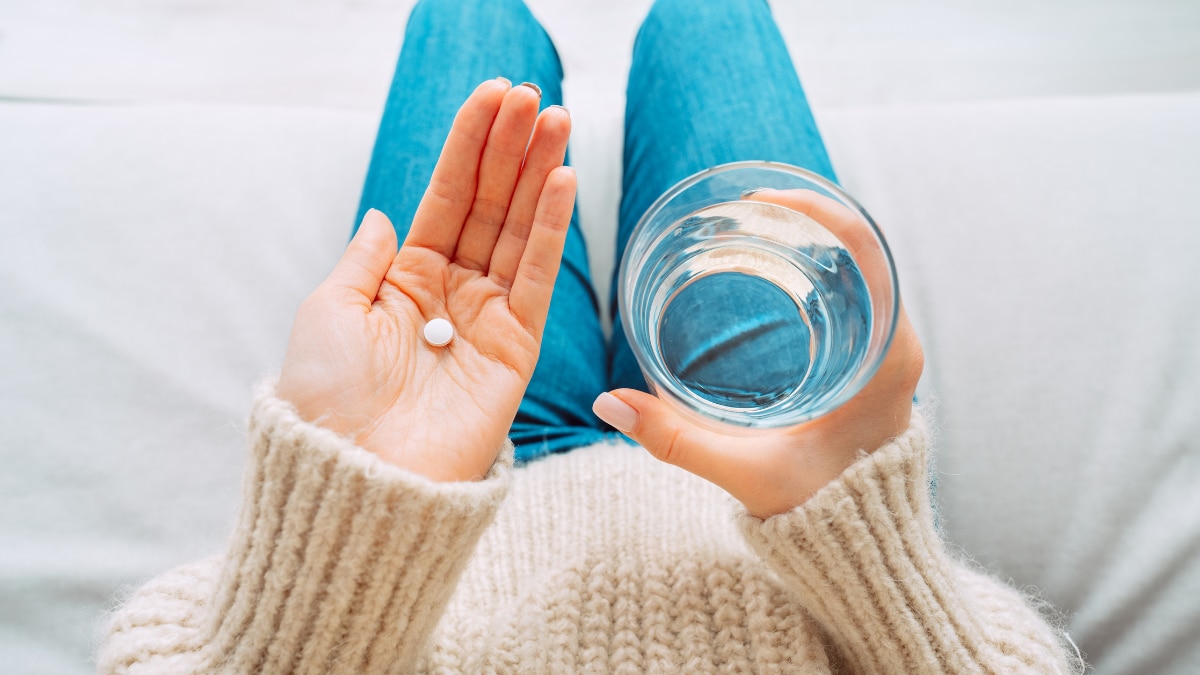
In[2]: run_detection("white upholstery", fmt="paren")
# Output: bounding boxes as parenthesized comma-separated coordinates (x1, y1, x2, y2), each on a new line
(2, 1, 1198, 672)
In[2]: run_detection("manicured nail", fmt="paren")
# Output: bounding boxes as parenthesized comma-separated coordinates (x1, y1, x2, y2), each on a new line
(741, 188, 770, 199)
(520, 81, 542, 97)
(354, 208, 389, 242)
(593, 392, 638, 433)
(361, 208, 386, 230)
(548, 104, 570, 118)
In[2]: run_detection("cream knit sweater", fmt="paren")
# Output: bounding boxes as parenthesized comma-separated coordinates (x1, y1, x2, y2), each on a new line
(98, 383, 1077, 673)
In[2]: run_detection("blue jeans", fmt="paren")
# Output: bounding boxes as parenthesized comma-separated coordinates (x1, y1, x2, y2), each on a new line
(357, 0, 836, 462)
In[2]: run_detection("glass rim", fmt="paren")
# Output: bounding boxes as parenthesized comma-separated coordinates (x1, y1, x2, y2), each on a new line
(617, 160, 901, 431)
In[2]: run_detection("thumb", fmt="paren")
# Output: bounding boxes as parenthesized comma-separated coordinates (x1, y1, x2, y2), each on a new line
(324, 208, 398, 304)
(592, 389, 733, 482)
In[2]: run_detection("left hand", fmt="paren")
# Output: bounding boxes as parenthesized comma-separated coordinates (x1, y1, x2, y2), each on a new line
(277, 80, 576, 483)
(593, 189, 924, 518)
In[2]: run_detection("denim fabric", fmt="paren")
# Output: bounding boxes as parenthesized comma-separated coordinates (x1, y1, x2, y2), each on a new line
(357, 0, 836, 462)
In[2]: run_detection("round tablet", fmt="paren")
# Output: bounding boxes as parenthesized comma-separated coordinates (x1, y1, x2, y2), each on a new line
(423, 318, 454, 347)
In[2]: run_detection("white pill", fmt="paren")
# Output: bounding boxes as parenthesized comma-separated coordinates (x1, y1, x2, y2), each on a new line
(423, 318, 455, 347)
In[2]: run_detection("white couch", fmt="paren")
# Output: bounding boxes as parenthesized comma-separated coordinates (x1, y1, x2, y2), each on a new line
(2, 0, 1198, 672)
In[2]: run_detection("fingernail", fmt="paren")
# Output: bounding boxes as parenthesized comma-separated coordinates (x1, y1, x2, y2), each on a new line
(741, 188, 770, 199)
(354, 208, 388, 241)
(548, 104, 570, 118)
(362, 208, 385, 229)
(519, 81, 542, 97)
(593, 392, 638, 433)
(495, 76, 512, 87)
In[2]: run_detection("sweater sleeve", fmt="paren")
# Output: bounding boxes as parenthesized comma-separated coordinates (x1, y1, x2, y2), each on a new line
(97, 381, 512, 674)
(737, 414, 1083, 674)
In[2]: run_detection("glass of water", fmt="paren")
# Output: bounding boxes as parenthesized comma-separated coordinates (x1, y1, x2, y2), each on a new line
(618, 161, 899, 430)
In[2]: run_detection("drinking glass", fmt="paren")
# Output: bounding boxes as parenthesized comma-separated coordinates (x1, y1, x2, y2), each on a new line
(618, 161, 899, 430)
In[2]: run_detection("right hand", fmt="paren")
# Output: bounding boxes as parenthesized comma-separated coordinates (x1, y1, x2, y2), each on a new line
(277, 79, 576, 482)
(595, 189, 924, 517)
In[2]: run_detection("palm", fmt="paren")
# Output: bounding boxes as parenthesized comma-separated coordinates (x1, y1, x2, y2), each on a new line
(278, 80, 576, 482)
(363, 250, 540, 476)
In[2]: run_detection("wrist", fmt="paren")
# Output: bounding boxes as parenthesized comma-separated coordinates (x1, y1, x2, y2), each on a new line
(747, 403, 915, 519)
(356, 423, 504, 483)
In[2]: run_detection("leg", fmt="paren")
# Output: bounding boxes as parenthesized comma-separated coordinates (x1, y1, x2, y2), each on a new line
(608, 0, 838, 392)
(358, 0, 609, 461)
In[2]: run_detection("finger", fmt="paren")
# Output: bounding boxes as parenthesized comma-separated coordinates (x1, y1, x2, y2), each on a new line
(322, 209, 398, 306)
(596, 389, 834, 518)
(827, 307, 923, 429)
(489, 105, 572, 287)
(745, 188, 890, 283)
(453, 83, 543, 271)
(877, 307, 922, 391)
(508, 166, 576, 338)
(750, 189, 919, 435)
(403, 78, 511, 258)
(592, 389, 742, 488)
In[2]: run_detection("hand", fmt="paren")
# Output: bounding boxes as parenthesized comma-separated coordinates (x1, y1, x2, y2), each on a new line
(593, 189, 923, 518)
(278, 79, 576, 482)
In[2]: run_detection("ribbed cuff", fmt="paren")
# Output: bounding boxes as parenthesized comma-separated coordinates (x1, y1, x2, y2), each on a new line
(738, 415, 999, 673)
(200, 381, 512, 673)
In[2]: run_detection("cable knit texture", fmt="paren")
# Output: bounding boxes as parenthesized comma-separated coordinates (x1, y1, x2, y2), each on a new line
(98, 383, 1080, 673)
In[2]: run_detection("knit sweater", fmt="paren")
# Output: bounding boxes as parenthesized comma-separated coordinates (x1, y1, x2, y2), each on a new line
(98, 383, 1077, 673)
